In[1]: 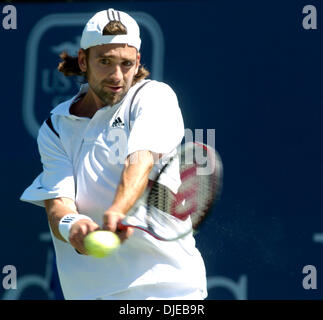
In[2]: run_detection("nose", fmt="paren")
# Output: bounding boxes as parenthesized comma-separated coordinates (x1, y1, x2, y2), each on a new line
(109, 64, 123, 83)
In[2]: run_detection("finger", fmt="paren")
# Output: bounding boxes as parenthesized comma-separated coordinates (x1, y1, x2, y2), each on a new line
(125, 226, 134, 238)
(88, 223, 101, 233)
(70, 222, 100, 254)
(69, 223, 88, 254)
(103, 211, 121, 232)
(102, 215, 116, 232)
(116, 226, 134, 242)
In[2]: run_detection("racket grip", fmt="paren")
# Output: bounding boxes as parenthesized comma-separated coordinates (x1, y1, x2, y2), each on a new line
(117, 222, 128, 231)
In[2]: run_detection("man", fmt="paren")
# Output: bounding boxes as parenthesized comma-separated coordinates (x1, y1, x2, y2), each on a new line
(21, 9, 207, 300)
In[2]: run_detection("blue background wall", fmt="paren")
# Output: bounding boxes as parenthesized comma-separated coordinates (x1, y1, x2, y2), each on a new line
(1, 0, 323, 299)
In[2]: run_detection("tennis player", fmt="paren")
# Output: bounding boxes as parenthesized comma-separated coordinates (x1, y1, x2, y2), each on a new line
(20, 9, 207, 300)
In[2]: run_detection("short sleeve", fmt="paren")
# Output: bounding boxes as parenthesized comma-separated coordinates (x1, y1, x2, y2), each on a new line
(127, 82, 185, 156)
(20, 119, 75, 207)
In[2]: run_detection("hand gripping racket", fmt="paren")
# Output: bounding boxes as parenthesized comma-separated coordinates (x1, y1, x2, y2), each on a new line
(118, 142, 223, 241)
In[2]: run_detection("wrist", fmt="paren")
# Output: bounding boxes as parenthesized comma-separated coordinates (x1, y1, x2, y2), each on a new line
(106, 206, 126, 216)
(58, 214, 93, 242)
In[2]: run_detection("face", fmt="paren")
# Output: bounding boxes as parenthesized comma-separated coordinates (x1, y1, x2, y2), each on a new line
(79, 44, 140, 107)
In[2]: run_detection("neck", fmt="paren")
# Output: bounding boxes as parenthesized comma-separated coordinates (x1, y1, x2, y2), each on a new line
(70, 88, 105, 118)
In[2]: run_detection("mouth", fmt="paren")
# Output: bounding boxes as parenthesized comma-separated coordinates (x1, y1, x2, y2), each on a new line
(106, 85, 123, 93)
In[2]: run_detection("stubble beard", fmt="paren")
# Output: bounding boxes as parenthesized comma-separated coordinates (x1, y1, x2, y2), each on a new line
(90, 82, 128, 106)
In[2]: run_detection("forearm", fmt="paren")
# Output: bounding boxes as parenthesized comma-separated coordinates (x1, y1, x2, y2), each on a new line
(44, 197, 78, 242)
(109, 150, 154, 215)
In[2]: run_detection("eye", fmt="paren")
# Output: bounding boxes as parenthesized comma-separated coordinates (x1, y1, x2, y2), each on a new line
(100, 58, 110, 65)
(122, 60, 134, 67)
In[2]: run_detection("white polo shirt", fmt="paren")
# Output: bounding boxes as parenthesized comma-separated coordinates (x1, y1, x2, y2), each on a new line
(20, 79, 207, 300)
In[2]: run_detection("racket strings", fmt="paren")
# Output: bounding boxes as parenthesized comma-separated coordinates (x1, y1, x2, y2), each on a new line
(142, 142, 222, 240)
(179, 147, 220, 229)
(147, 182, 175, 214)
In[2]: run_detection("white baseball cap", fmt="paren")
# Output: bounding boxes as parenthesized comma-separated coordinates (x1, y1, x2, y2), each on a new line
(80, 9, 141, 51)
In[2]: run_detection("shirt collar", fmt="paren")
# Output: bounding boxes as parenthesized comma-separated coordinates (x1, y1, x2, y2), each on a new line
(50, 83, 89, 116)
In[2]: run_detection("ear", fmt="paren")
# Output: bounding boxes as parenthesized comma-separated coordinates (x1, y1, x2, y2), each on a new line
(78, 49, 88, 73)
(135, 52, 141, 74)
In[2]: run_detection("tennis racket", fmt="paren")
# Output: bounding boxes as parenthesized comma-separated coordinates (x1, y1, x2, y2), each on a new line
(118, 142, 223, 241)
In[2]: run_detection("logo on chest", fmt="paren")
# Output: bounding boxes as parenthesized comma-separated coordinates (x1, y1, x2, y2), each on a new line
(111, 117, 125, 128)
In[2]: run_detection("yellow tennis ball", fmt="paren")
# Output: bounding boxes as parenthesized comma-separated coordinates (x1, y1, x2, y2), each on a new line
(84, 231, 120, 258)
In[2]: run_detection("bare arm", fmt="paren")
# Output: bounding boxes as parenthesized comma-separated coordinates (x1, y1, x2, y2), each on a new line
(44, 197, 100, 254)
(102, 150, 155, 239)
(44, 197, 78, 242)
(45, 150, 154, 246)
